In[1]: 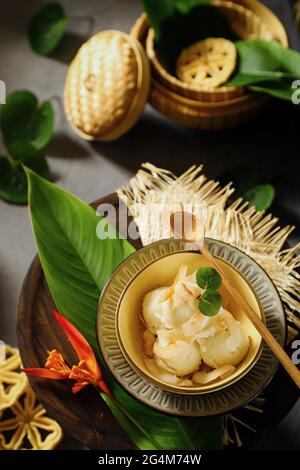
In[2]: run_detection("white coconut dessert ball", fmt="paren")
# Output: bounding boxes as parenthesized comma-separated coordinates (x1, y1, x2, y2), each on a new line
(142, 284, 198, 333)
(153, 329, 202, 376)
(199, 309, 249, 368)
(142, 287, 171, 334)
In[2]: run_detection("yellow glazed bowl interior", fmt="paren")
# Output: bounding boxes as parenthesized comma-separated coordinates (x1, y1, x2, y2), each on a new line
(117, 251, 263, 394)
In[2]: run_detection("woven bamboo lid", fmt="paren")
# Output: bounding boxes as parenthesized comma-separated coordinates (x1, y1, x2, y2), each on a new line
(64, 30, 150, 141)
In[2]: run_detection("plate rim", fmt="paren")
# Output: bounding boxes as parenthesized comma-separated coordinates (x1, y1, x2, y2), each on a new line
(97, 237, 286, 417)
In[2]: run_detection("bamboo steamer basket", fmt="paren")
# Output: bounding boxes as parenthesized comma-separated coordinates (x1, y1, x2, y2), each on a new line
(64, 30, 150, 141)
(142, 0, 288, 103)
(151, 78, 267, 130)
(145, 0, 279, 103)
(131, 0, 288, 129)
(152, 78, 265, 113)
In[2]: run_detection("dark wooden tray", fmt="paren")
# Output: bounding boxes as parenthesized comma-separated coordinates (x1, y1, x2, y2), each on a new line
(16, 193, 299, 450)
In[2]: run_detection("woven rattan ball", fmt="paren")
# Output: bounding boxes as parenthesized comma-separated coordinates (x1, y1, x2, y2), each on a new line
(64, 30, 150, 141)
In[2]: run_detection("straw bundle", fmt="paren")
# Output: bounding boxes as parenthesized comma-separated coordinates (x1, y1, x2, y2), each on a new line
(117, 163, 300, 336)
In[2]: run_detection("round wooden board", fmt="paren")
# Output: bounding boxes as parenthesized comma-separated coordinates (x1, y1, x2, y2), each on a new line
(17, 193, 299, 450)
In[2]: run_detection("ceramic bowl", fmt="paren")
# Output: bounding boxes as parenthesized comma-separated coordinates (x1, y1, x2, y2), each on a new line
(97, 239, 285, 416)
(115, 248, 263, 394)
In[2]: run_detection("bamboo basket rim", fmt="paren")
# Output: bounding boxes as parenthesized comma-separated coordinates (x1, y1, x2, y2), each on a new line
(150, 86, 268, 120)
(233, 0, 288, 46)
(151, 77, 265, 110)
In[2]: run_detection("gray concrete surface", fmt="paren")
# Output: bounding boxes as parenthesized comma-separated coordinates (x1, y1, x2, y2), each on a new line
(0, 0, 299, 450)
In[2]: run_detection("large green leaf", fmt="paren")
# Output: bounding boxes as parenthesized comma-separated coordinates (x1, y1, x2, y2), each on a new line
(0, 148, 50, 204)
(28, 2, 69, 56)
(25, 168, 222, 450)
(25, 168, 133, 343)
(0, 90, 54, 158)
(226, 40, 300, 87)
(249, 80, 294, 101)
(102, 393, 221, 450)
(142, 0, 208, 40)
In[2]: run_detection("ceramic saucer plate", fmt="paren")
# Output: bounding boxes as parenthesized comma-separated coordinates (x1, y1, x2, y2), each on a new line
(97, 239, 286, 417)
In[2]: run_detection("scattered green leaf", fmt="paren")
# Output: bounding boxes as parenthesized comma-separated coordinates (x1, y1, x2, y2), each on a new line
(0, 160, 29, 204)
(25, 168, 223, 450)
(242, 184, 275, 211)
(0, 90, 54, 158)
(219, 167, 276, 210)
(0, 157, 12, 190)
(28, 2, 69, 55)
(0, 148, 51, 204)
(196, 267, 222, 290)
(219, 166, 259, 199)
(199, 289, 222, 317)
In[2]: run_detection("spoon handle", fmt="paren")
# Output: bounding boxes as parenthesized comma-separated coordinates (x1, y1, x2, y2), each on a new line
(202, 245, 300, 389)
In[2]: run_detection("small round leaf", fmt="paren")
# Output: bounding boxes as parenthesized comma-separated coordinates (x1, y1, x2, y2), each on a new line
(0, 90, 54, 158)
(0, 156, 13, 190)
(28, 2, 69, 56)
(196, 267, 222, 290)
(219, 166, 259, 198)
(199, 289, 222, 317)
(0, 148, 51, 205)
(242, 184, 275, 211)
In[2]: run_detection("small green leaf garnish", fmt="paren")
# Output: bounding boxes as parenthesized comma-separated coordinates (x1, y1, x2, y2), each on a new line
(196, 267, 222, 290)
(199, 289, 222, 317)
(196, 267, 223, 316)
(0, 90, 54, 158)
(28, 2, 69, 56)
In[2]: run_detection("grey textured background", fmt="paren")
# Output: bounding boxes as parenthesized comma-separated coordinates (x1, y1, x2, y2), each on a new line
(0, 0, 299, 449)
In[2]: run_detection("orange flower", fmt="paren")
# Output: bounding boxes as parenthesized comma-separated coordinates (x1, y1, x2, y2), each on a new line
(46, 350, 71, 378)
(69, 360, 110, 395)
(22, 311, 111, 396)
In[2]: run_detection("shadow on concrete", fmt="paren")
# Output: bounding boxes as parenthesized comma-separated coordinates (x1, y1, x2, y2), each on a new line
(46, 130, 88, 160)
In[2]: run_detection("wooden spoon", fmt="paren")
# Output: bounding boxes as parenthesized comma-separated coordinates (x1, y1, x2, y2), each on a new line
(170, 211, 300, 389)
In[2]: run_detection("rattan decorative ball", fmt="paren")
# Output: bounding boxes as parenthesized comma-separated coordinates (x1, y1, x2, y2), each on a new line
(64, 30, 150, 141)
